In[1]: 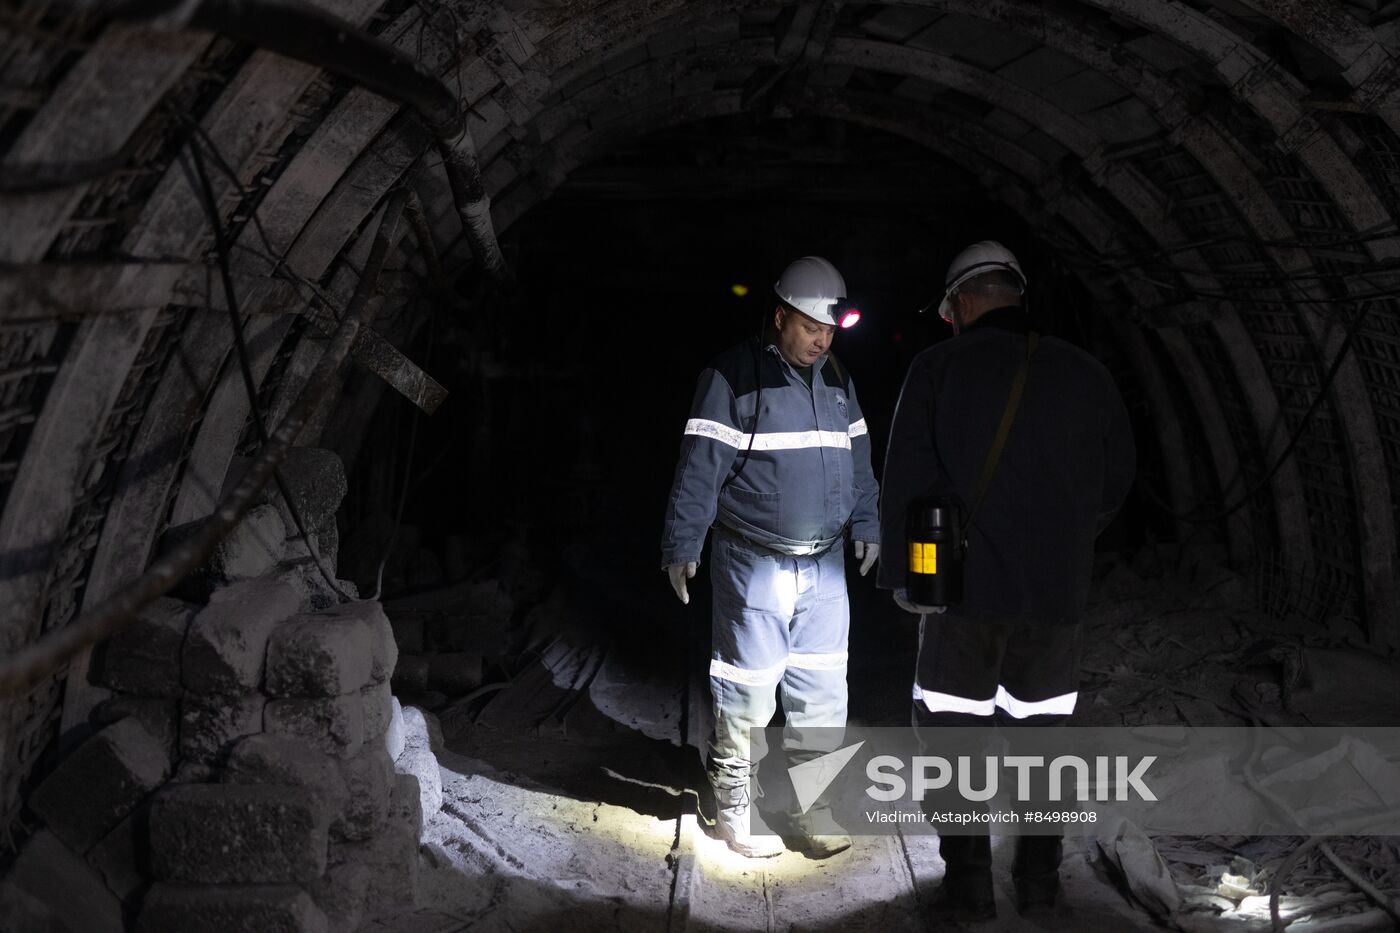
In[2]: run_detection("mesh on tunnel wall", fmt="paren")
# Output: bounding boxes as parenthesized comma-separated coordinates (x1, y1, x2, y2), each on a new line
(1, 305, 190, 839)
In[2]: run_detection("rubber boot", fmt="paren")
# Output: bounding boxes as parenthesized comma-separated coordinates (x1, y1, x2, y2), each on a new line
(1013, 835, 1063, 913)
(711, 782, 784, 858)
(932, 833, 995, 922)
(785, 805, 852, 859)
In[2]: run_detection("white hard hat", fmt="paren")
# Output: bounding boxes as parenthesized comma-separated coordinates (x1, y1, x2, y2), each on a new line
(934, 240, 1026, 323)
(774, 256, 860, 328)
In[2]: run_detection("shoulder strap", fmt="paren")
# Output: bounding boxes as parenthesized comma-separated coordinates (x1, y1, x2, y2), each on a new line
(824, 351, 848, 392)
(724, 339, 764, 487)
(965, 332, 1039, 535)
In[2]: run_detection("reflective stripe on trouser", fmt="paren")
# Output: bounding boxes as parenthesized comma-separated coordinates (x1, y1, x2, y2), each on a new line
(707, 529, 849, 792)
(909, 613, 1082, 837)
(910, 612, 1082, 726)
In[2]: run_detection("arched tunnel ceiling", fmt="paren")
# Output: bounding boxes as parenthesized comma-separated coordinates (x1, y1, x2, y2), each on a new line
(3, 0, 1400, 827)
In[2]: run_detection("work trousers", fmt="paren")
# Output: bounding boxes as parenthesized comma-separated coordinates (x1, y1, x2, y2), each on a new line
(909, 612, 1081, 878)
(707, 528, 850, 799)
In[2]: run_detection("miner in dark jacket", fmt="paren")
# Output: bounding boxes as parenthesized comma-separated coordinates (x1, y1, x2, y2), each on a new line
(878, 241, 1135, 920)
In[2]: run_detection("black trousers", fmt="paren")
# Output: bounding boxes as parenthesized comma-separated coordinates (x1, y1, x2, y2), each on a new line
(909, 612, 1082, 879)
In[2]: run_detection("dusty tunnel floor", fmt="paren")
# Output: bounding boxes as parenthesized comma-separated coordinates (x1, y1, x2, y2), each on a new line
(368, 538, 1400, 933)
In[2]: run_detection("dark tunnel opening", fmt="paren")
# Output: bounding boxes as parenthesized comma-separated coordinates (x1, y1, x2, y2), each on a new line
(339, 114, 1160, 609)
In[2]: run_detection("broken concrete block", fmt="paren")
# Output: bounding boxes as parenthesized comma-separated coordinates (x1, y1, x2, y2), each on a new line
(395, 770, 423, 832)
(269, 447, 346, 549)
(313, 600, 396, 683)
(331, 773, 421, 920)
(90, 695, 178, 758)
(224, 734, 348, 824)
(399, 704, 442, 755)
(29, 718, 170, 853)
(180, 692, 265, 764)
(307, 861, 368, 933)
(149, 783, 329, 885)
(384, 696, 406, 762)
(334, 745, 394, 841)
(361, 680, 392, 742)
(427, 652, 484, 694)
(183, 578, 302, 694)
(86, 802, 151, 906)
(283, 532, 337, 578)
(282, 531, 321, 564)
(137, 883, 329, 933)
(10, 830, 124, 933)
(390, 653, 429, 693)
(305, 568, 350, 612)
(270, 562, 316, 611)
(164, 504, 287, 594)
(96, 597, 195, 697)
(393, 744, 443, 825)
(264, 694, 365, 758)
(216, 503, 287, 579)
(265, 612, 374, 698)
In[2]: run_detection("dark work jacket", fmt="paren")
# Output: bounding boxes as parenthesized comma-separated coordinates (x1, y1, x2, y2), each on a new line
(661, 338, 880, 567)
(876, 308, 1136, 624)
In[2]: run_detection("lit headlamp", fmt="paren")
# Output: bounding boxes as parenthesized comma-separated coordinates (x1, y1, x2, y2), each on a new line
(833, 299, 861, 329)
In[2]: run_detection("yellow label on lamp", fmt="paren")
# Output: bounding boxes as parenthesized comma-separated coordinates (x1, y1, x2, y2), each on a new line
(908, 541, 937, 574)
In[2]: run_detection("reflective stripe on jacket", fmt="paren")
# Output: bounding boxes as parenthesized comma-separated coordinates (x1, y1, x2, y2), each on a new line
(661, 338, 880, 567)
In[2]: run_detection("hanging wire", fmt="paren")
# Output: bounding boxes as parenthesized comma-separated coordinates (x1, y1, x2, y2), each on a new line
(178, 110, 452, 602)
(183, 132, 355, 602)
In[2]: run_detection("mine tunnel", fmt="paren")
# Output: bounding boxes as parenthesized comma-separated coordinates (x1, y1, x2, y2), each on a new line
(3, 1, 1400, 931)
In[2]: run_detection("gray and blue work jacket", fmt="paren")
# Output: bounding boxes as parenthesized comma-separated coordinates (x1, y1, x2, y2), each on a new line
(661, 337, 880, 568)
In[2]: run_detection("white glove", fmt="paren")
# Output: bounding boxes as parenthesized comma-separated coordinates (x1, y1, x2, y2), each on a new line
(893, 588, 945, 615)
(852, 540, 880, 576)
(666, 561, 697, 604)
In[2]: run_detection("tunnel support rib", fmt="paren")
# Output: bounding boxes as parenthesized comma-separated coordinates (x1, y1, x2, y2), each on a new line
(0, 190, 409, 697)
(59, 0, 511, 282)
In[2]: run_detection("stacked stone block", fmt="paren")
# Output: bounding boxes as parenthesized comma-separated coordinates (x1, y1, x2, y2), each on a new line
(3, 450, 429, 933)
(12, 715, 173, 931)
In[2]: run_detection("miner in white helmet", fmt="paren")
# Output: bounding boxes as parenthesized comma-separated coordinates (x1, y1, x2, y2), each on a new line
(878, 240, 1136, 921)
(660, 255, 880, 859)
